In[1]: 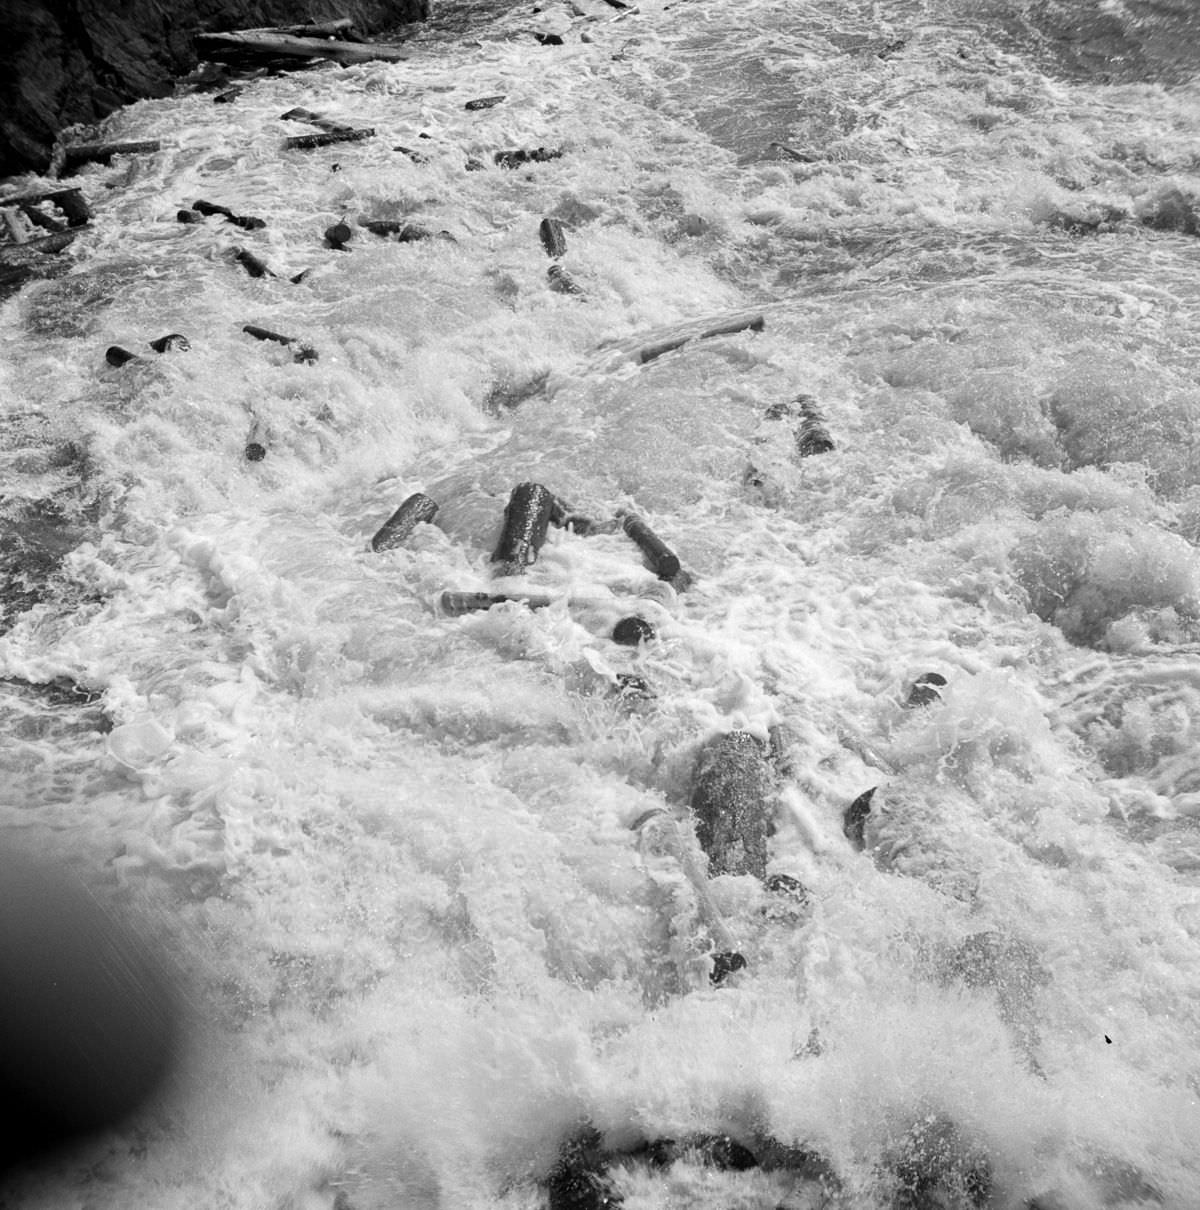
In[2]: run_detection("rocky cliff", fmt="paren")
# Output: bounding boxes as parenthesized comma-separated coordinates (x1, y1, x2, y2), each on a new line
(0, 0, 427, 180)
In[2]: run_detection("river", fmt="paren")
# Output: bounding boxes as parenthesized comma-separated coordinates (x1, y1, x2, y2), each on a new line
(2, 0, 1200, 1206)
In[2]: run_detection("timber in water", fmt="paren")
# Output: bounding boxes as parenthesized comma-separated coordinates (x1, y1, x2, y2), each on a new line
(242, 324, 317, 362)
(690, 731, 776, 879)
(492, 483, 557, 575)
(370, 492, 439, 552)
(195, 30, 410, 68)
(637, 314, 765, 365)
(55, 140, 161, 177)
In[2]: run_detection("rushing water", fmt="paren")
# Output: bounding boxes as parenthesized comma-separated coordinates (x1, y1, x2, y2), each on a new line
(3, 0, 1200, 1206)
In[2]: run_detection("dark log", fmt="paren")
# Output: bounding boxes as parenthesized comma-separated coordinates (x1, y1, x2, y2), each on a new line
(539, 216, 567, 258)
(242, 323, 317, 362)
(465, 95, 505, 110)
(361, 219, 451, 242)
(370, 492, 439, 552)
(177, 209, 203, 224)
(492, 482, 556, 574)
(148, 333, 189, 353)
(0, 230, 77, 258)
(638, 313, 765, 364)
(534, 32, 565, 44)
(283, 128, 374, 150)
(105, 346, 139, 367)
(617, 511, 681, 582)
(195, 31, 410, 66)
(325, 221, 352, 248)
(193, 199, 266, 229)
(690, 731, 775, 879)
(232, 247, 273, 278)
(214, 88, 244, 104)
(245, 419, 267, 461)
(58, 140, 161, 176)
(843, 787, 876, 851)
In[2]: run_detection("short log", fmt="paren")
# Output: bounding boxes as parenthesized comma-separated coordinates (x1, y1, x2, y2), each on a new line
(232, 247, 273, 278)
(690, 731, 775, 879)
(492, 482, 557, 574)
(242, 324, 317, 362)
(465, 95, 506, 110)
(244, 419, 267, 461)
(539, 216, 567, 258)
(149, 333, 190, 353)
(547, 263, 583, 294)
(371, 492, 439, 552)
(494, 147, 563, 169)
(440, 590, 555, 615)
(843, 787, 876, 850)
(794, 394, 834, 457)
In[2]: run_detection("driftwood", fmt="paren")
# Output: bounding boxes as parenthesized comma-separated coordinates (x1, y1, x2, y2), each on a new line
(492, 483, 556, 575)
(57, 140, 161, 177)
(195, 30, 410, 66)
(371, 492, 439, 552)
(242, 324, 317, 362)
(690, 731, 775, 879)
(283, 129, 374, 150)
(638, 313, 765, 364)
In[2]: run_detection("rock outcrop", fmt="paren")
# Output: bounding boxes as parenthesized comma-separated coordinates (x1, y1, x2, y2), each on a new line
(0, 0, 427, 180)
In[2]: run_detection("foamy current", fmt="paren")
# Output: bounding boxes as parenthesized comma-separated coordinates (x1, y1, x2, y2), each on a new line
(2, 0, 1200, 1206)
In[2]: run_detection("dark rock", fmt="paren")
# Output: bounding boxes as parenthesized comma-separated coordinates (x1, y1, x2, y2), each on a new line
(843, 786, 875, 850)
(370, 491, 439, 552)
(324, 220, 352, 248)
(690, 731, 775, 878)
(534, 32, 565, 45)
(177, 208, 203, 224)
(104, 345, 139, 367)
(612, 616, 654, 646)
(547, 1126, 622, 1210)
(0, 0, 427, 179)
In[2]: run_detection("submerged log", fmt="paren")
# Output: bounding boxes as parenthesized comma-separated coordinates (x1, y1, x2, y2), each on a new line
(638, 313, 765, 365)
(690, 731, 775, 879)
(148, 333, 190, 353)
(371, 492, 439, 552)
(0, 187, 91, 232)
(244, 418, 267, 461)
(547, 263, 584, 295)
(57, 140, 161, 177)
(242, 323, 317, 362)
(193, 199, 266, 230)
(195, 30, 410, 66)
(904, 671, 947, 709)
(494, 147, 563, 169)
(617, 510, 682, 583)
(492, 482, 556, 574)
(843, 786, 876, 850)
(232, 246, 274, 278)
(440, 590, 555, 616)
(612, 616, 654, 646)
(105, 345, 140, 367)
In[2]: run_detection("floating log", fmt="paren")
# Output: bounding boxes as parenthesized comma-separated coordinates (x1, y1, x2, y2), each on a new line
(465, 95, 506, 110)
(149, 333, 190, 353)
(245, 419, 267, 461)
(371, 492, 439, 552)
(690, 731, 775, 879)
(638, 313, 765, 364)
(612, 616, 654, 646)
(618, 510, 681, 582)
(794, 393, 834, 456)
(325, 220, 352, 249)
(214, 88, 243, 104)
(280, 107, 356, 135)
(539, 216, 567, 258)
(843, 787, 876, 850)
(494, 147, 563, 169)
(492, 482, 556, 574)
(393, 144, 431, 163)
(242, 324, 317, 362)
(105, 346, 140, 367)
(904, 672, 946, 709)
(193, 199, 266, 230)
(361, 219, 451, 242)
(547, 263, 583, 295)
(58, 140, 161, 177)
(232, 247, 274, 278)
(284, 128, 374, 150)
(440, 590, 555, 616)
(195, 30, 410, 66)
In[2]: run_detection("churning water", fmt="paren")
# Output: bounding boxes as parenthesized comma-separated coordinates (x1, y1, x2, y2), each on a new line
(3, 0, 1200, 1205)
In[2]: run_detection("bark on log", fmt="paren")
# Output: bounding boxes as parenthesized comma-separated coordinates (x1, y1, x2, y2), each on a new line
(638, 313, 765, 364)
(492, 482, 556, 575)
(618, 510, 682, 582)
(195, 31, 410, 66)
(283, 129, 374, 150)
(690, 732, 775, 879)
(57, 140, 161, 177)
(370, 492, 439, 551)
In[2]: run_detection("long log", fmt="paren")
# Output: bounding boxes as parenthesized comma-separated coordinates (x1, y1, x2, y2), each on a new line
(195, 30, 410, 66)
(638, 313, 765, 364)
